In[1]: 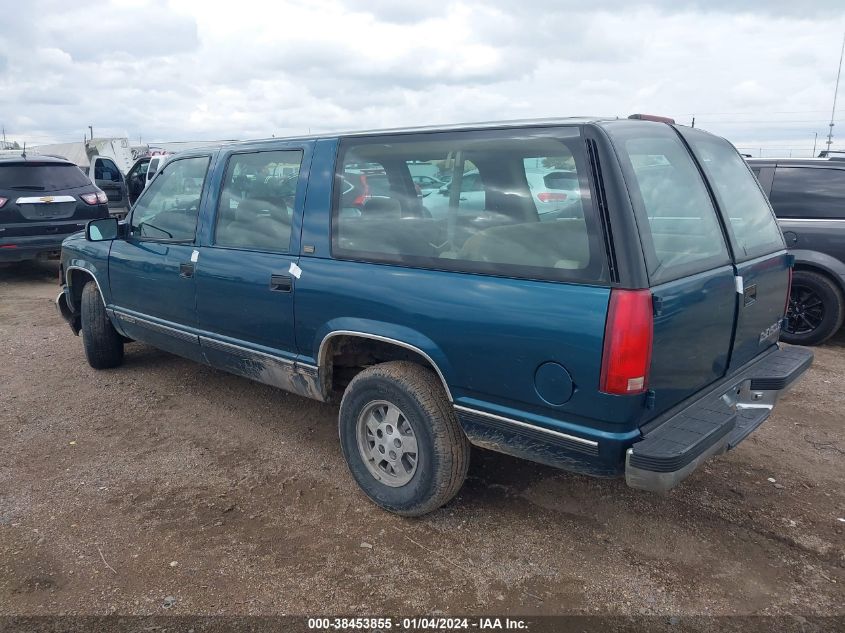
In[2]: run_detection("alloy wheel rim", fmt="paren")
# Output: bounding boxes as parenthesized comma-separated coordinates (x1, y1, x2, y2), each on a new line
(356, 400, 418, 487)
(785, 283, 825, 335)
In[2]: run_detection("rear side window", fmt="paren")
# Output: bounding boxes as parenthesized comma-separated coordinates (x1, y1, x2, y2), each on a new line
(770, 167, 845, 220)
(332, 128, 607, 284)
(214, 150, 303, 252)
(614, 126, 730, 284)
(0, 163, 91, 190)
(681, 131, 784, 259)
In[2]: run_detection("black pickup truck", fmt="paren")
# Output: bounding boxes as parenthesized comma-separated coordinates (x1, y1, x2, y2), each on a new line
(747, 157, 845, 345)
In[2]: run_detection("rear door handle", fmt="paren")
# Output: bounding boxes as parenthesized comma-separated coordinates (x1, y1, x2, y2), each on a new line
(270, 273, 292, 292)
(179, 262, 194, 278)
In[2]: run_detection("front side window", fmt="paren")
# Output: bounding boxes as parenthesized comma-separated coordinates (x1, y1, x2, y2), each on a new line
(130, 155, 210, 241)
(214, 150, 303, 252)
(332, 128, 605, 283)
(613, 125, 730, 283)
(770, 167, 845, 220)
(128, 158, 150, 180)
(95, 159, 121, 182)
(681, 131, 784, 259)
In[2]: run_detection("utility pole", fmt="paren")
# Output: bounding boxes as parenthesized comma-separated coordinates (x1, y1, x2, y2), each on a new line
(691, 116, 695, 128)
(88, 125, 94, 141)
(813, 132, 818, 156)
(826, 32, 845, 151)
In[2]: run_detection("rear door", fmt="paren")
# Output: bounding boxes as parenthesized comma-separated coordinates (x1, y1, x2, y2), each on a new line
(678, 128, 788, 370)
(607, 122, 737, 415)
(194, 144, 311, 379)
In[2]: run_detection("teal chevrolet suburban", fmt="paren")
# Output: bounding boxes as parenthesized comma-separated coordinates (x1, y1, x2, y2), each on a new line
(57, 115, 812, 515)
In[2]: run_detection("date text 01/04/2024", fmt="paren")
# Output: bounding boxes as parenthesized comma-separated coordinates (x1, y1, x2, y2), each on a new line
(306, 617, 529, 630)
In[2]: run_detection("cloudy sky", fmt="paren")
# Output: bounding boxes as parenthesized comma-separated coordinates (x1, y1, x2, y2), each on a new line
(1, 0, 844, 156)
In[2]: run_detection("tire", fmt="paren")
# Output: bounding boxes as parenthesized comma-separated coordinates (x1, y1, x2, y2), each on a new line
(80, 282, 124, 369)
(338, 361, 470, 516)
(781, 270, 845, 346)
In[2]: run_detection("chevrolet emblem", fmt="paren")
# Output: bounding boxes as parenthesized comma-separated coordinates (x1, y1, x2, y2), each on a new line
(39, 196, 55, 203)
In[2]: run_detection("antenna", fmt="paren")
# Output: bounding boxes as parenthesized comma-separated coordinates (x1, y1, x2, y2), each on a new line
(826, 32, 845, 150)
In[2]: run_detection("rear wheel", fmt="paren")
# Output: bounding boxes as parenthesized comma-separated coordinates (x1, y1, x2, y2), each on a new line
(338, 361, 470, 516)
(781, 270, 844, 346)
(80, 282, 124, 369)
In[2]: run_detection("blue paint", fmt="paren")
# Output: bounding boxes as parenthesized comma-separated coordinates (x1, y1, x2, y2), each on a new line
(57, 120, 795, 483)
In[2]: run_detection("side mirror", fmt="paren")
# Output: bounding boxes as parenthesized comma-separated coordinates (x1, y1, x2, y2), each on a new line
(86, 217, 119, 242)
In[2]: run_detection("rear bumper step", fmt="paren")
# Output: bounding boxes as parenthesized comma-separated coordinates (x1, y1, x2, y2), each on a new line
(626, 345, 813, 493)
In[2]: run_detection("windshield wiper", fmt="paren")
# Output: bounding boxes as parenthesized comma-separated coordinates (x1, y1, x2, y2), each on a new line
(140, 223, 173, 239)
(9, 185, 46, 191)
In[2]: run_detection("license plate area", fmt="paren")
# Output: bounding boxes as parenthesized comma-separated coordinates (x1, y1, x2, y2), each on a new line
(17, 201, 77, 220)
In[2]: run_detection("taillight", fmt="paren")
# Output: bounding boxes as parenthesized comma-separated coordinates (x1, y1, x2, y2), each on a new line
(537, 192, 568, 203)
(0, 197, 7, 208)
(599, 289, 654, 395)
(81, 190, 108, 205)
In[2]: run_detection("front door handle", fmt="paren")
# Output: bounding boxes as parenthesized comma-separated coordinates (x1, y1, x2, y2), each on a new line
(179, 262, 194, 278)
(270, 273, 292, 292)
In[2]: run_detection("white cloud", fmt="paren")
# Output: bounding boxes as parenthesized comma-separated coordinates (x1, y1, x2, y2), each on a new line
(0, 0, 843, 157)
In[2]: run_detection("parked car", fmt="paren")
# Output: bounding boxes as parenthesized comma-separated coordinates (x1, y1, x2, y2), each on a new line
(33, 138, 133, 218)
(412, 174, 447, 196)
(56, 117, 812, 516)
(0, 155, 110, 263)
(747, 157, 845, 345)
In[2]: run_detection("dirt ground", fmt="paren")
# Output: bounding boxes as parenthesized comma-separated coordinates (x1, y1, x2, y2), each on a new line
(0, 259, 843, 617)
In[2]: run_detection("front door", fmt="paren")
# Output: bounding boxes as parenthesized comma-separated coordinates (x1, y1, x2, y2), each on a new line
(93, 156, 128, 216)
(194, 145, 311, 388)
(126, 157, 150, 206)
(108, 154, 214, 363)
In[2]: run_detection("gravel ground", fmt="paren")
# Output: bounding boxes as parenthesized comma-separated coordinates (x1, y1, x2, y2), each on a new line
(0, 260, 843, 616)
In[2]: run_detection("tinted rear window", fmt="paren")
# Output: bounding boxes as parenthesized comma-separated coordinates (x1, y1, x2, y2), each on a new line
(770, 166, 845, 220)
(612, 124, 730, 284)
(680, 131, 784, 259)
(0, 163, 91, 191)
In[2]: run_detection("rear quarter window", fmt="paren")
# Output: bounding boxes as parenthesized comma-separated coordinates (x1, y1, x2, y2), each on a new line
(0, 163, 92, 190)
(680, 130, 785, 259)
(769, 166, 845, 220)
(331, 127, 607, 284)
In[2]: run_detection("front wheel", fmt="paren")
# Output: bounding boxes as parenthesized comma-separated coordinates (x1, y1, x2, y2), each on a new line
(781, 270, 844, 346)
(80, 282, 124, 369)
(338, 361, 470, 516)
